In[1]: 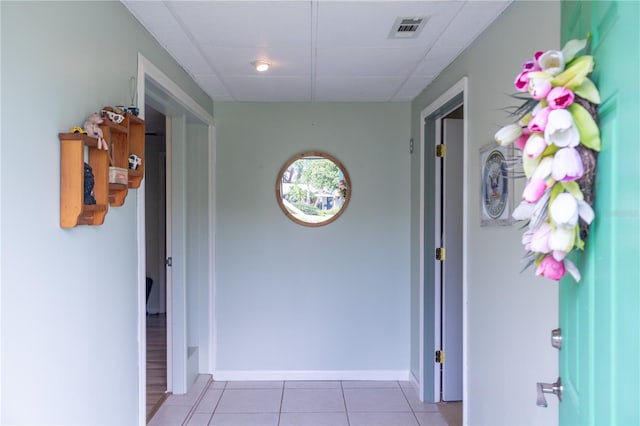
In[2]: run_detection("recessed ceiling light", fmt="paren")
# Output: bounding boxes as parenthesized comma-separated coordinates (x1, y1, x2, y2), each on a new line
(252, 60, 270, 72)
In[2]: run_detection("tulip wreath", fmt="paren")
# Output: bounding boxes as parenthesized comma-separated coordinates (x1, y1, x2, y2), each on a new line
(494, 38, 600, 282)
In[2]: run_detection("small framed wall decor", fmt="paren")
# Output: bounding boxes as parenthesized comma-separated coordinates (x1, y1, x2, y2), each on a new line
(480, 143, 513, 226)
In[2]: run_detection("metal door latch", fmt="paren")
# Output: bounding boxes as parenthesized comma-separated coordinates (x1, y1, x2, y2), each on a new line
(551, 328, 562, 350)
(536, 377, 562, 407)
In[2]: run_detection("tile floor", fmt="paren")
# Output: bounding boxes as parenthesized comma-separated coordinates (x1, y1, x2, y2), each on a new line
(149, 375, 460, 426)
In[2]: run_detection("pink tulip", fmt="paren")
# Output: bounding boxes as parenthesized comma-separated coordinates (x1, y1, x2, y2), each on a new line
(522, 229, 534, 251)
(515, 134, 528, 151)
(536, 255, 566, 281)
(515, 71, 531, 92)
(523, 178, 548, 203)
(514, 127, 531, 151)
(547, 86, 575, 109)
(529, 78, 552, 100)
(524, 134, 547, 159)
(533, 51, 544, 65)
(552, 147, 584, 181)
(522, 60, 540, 72)
(530, 223, 552, 253)
(528, 107, 552, 133)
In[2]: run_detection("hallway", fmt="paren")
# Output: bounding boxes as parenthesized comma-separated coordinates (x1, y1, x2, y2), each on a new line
(148, 375, 460, 426)
(147, 314, 168, 420)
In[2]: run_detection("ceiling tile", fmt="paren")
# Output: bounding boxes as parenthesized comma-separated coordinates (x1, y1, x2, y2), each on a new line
(124, 1, 191, 49)
(200, 47, 311, 77)
(165, 42, 213, 76)
(315, 47, 426, 78)
(194, 74, 232, 101)
(124, 1, 174, 29)
(124, 1, 212, 76)
(316, 1, 462, 48)
(224, 76, 312, 102)
(314, 76, 405, 102)
(166, 1, 312, 48)
(437, 1, 511, 48)
(392, 76, 436, 101)
(413, 46, 463, 76)
(122, 0, 513, 102)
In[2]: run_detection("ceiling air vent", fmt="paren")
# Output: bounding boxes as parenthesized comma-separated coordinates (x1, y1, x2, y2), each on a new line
(389, 16, 427, 39)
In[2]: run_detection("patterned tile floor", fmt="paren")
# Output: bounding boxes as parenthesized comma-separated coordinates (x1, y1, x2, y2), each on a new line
(149, 375, 461, 426)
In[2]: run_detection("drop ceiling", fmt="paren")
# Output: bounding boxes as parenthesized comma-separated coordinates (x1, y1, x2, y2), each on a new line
(122, 1, 512, 102)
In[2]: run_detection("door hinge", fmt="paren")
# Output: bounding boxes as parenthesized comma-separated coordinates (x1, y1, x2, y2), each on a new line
(435, 247, 446, 261)
(165, 257, 173, 267)
(436, 144, 446, 158)
(435, 350, 445, 364)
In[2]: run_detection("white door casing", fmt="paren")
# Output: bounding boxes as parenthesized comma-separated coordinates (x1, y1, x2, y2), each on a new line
(136, 53, 216, 424)
(419, 77, 468, 408)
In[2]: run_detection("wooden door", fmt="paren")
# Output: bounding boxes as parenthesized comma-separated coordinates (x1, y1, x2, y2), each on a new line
(559, 1, 640, 424)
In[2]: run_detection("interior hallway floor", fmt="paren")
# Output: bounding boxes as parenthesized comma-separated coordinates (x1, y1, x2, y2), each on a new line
(147, 313, 168, 420)
(148, 375, 462, 426)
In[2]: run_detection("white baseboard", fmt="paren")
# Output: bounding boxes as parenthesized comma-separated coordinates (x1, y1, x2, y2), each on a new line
(410, 370, 420, 388)
(212, 370, 411, 382)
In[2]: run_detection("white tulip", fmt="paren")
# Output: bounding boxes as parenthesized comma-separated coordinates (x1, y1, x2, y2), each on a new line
(538, 50, 566, 76)
(550, 193, 579, 226)
(549, 226, 574, 253)
(545, 109, 580, 147)
(532, 156, 554, 180)
(565, 259, 582, 282)
(495, 123, 523, 147)
(513, 201, 534, 221)
(578, 199, 595, 225)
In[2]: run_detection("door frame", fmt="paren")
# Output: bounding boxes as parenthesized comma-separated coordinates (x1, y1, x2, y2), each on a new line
(135, 53, 216, 425)
(419, 77, 468, 409)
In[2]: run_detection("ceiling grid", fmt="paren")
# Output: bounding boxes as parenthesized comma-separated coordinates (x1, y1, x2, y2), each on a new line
(122, 0, 511, 102)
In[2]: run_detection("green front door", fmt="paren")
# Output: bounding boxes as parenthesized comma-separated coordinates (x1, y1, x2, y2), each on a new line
(559, 1, 640, 424)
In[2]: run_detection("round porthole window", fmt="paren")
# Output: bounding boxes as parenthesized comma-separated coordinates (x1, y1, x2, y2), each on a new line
(275, 151, 351, 227)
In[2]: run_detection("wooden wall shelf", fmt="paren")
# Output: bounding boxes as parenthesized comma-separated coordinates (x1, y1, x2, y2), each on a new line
(59, 133, 109, 228)
(127, 114, 145, 189)
(59, 112, 145, 228)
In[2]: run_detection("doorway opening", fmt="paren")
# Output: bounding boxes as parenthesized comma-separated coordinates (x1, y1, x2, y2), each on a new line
(135, 53, 216, 425)
(145, 105, 168, 421)
(435, 106, 463, 403)
(419, 78, 467, 417)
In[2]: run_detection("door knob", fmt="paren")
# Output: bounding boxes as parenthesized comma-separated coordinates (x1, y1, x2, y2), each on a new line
(551, 328, 562, 350)
(536, 377, 562, 407)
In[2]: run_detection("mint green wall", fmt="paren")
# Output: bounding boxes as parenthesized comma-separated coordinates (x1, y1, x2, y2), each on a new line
(411, 1, 559, 424)
(0, 2, 212, 424)
(214, 102, 411, 373)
